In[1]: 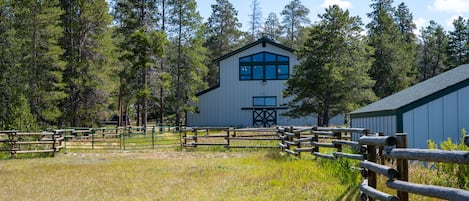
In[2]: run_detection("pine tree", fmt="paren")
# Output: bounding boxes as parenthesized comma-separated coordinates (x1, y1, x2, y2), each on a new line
(447, 16, 469, 68)
(203, 0, 242, 86)
(284, 5, 376, 126)
(167, 0, 208, 128)
(113, 0, 163, 128)
(60, 0, 117, 127)
(418, 20, 448, 81)
(280, 0, 310, 49)
(263, 12, 282, 41)
(367, 0, 414, 98)
(12, 0, 66, 126)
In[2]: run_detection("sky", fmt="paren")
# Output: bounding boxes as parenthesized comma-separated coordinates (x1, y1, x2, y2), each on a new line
(195, 0, 469, 36)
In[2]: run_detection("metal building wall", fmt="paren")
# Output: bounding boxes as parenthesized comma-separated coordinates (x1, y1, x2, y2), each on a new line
(187, 42, 312, 127)
(403, 85, 469, 148)
(350, 115, 397, 141)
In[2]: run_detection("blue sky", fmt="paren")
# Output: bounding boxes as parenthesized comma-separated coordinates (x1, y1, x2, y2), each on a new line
(195, 0, 469, 36)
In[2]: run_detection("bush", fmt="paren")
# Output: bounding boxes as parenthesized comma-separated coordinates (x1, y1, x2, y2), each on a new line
(427, 128, 469, 189)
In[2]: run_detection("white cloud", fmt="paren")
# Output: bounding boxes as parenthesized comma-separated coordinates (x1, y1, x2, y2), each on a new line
(447, 15, 458, 27)
(321, 0, 352, 9)
(414, 17, 426, 37)
(429, 0, 469, 13)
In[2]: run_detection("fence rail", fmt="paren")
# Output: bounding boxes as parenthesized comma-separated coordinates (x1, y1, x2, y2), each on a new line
(182, 127, 280, 149)
(277, 126, 469, 201)
(0, 130, 64, 158)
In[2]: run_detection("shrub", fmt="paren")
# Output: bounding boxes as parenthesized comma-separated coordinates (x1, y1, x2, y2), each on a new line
(427, 128, 469, 189)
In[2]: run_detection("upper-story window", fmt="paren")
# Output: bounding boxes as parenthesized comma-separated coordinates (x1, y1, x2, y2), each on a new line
(239, 52, 289, 81)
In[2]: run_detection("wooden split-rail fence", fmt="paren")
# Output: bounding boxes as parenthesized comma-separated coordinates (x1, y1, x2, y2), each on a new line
(0, 130, 65, 158)
(182, 127, 280, 149)
(277, 126, 469, 201)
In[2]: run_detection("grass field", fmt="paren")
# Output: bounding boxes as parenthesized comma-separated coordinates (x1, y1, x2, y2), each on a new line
(0, 149, 362, 201)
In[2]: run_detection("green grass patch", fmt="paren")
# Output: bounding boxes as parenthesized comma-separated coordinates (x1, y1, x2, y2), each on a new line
(0, 150, 360, 201)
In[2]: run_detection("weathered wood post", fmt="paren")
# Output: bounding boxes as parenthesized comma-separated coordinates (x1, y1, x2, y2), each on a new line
(395, 133, 409, 201)
(335, 131, 342, 153)
(379, 132, 385, 165)
(226, 127, 230, 148)
(152, 126, 155, 149)
(295, 130, 301, 158)
(193, 128, 198, 147)
(52, 132, 56, 157)
(312, 127, 319, 153)
(367, 134, 378, 201)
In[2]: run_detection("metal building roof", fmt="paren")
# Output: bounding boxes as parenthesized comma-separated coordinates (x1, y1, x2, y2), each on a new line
(351, 64, 469, 116)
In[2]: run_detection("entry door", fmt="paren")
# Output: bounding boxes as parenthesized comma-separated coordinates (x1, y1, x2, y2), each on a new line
(253, 109, 277, 127)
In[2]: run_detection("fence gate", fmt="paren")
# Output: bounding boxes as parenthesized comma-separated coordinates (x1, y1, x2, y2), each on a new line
(253, 109, 276, 127)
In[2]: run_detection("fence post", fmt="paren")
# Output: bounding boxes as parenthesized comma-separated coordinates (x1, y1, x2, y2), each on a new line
(312, 127, 319, 153)
(335, 131, 342, 153)
(152, 126, 155, 149)
(226, 127, 230, 148)
(193, 128, 198, 147)
(395, 133, 409, 201)
(52, 132, 56, 157)
(366, 133, 378, 201)
(295, 130, 301, 158)
(379, 132, 384, 165)
(91, 129, 95, 150)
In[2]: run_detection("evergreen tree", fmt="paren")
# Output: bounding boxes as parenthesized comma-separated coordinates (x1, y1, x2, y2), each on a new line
(263, 12, 282, 41)
(248, 0, 262, 40)
(60, 0, 117, 127)
(367, 0, 414, 98)
(418, 20, 448, 81)
(280, 0, 310, 49)
(12, 0, 66, 126)
(203, 0, 242, 86)
(167, 0, 208, 128)
(113, 0, 163, 127)
(284, 5, 376, 126)
(394, 2, 417, 80)
(447, 16, 469, 68)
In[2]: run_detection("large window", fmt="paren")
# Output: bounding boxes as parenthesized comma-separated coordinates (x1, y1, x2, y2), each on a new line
(253, 96, 277, 106)
(239, 52, 289, 81)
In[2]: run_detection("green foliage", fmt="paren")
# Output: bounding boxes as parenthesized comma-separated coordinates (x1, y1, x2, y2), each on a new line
(284, 5, 376, 126)
(447, 16, 469, 68)
(367, 0, 416, 98)
(427, 128, 469, 190)
(203, 0, 243, 86)
(417, 20, 449, 81)
(280, 0, 310, 49)
(318, 158, 361, 186)
(263, 12, 282, 41)
(60, 0, 116, 127)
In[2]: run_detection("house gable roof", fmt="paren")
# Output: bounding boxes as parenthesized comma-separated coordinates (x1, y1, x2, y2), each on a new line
(351, 64, 469, 117)
(213, 36, 294, 63)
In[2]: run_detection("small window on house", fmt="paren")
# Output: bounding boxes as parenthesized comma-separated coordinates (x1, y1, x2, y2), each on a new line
(253, 96, 277, 106)
(239, 52, 289, 81)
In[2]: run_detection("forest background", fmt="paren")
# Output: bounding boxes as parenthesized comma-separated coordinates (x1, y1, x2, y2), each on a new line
(1, 0, 468, 130)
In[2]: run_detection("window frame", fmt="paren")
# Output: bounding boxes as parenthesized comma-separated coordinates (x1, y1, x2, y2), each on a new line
(252, 96, 277, 106)
(239, 52, 290, 81)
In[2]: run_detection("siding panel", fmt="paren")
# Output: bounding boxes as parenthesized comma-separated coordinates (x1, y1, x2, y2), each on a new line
(403, 111, 414, 148)
(458, 86, 469, 142)
(429, 98, 444, 145)
(443, 92, 458, 142)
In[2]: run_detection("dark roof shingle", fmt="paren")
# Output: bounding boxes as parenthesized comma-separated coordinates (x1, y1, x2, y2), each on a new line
(351, 64, 469, 114)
